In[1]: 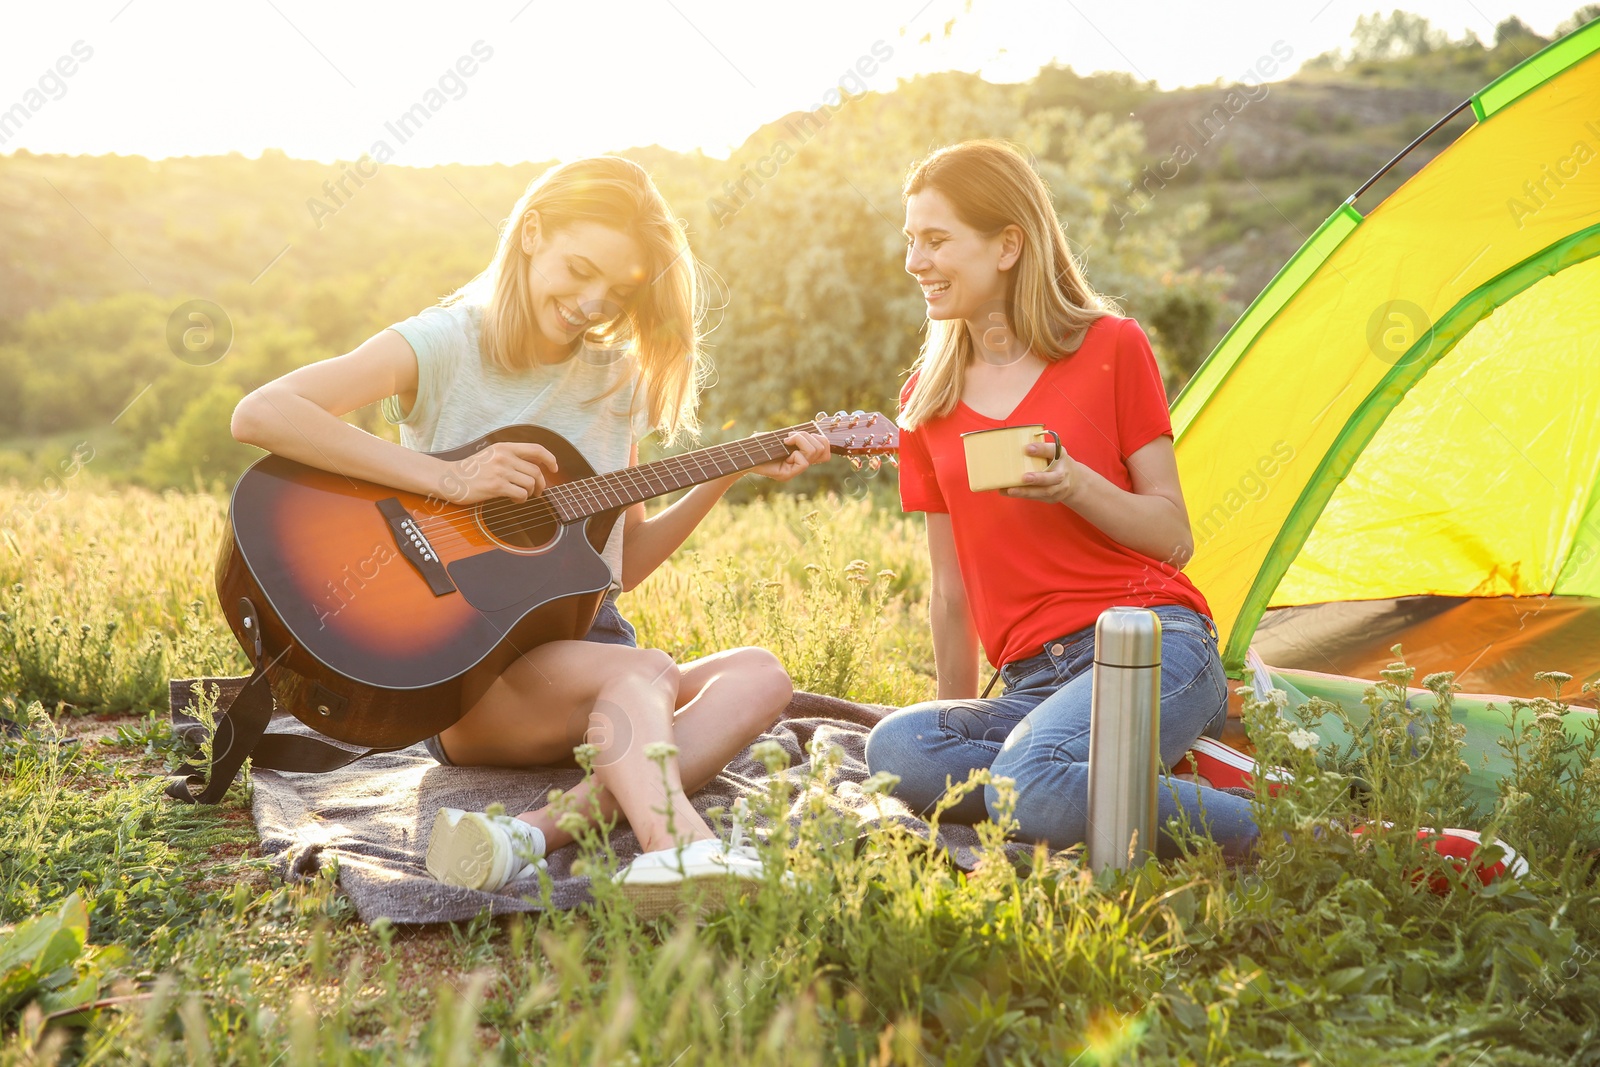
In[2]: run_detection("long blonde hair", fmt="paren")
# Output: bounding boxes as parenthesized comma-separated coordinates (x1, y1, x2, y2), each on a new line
(898, 140, 1113, 430)
(446, 156, 705, 444)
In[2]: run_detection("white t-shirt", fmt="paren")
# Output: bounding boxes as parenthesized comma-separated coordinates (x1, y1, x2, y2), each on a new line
(382, 300, 652, 590)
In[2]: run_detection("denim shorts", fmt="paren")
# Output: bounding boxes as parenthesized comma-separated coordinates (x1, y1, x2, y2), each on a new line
(422, 594, 638, 766)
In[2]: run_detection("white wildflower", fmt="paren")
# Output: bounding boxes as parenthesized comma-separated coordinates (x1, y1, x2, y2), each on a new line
(1286, 727, 1318, 751)
(861, 771, 901, 796)
(642, 741, 679, 761)
(1268, 689, 1289, 710)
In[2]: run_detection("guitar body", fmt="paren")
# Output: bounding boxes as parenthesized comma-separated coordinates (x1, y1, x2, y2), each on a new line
(216, 424, 623, 748)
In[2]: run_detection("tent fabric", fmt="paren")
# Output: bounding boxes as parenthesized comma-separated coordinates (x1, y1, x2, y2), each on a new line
(1171, 21, 1600, 680)
(1253, 595, 1600, 706)
(1275, 255, 1600, 607)
(1262, 663, 1596, 812)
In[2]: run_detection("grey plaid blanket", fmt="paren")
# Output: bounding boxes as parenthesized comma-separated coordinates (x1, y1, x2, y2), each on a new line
(173, 681, 1005, 925)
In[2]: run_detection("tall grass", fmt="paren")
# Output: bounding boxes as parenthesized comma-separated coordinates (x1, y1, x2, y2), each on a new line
(3, 484, 1600, 1064)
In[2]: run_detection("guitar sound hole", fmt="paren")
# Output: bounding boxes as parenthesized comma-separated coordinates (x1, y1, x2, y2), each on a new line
(479, 496, 561, 550)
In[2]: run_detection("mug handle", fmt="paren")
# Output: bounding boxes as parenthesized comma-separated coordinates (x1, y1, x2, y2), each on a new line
(1036, 429, 1063, 464)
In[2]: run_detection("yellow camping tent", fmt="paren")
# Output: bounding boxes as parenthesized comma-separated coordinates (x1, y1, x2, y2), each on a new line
(1173, 20, 1600, 702)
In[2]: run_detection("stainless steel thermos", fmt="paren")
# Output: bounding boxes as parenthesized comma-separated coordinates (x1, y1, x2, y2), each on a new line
(1086, 607, 1161, 872)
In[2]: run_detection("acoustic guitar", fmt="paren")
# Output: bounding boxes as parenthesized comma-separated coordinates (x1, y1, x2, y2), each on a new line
(214, 412, 898, 749)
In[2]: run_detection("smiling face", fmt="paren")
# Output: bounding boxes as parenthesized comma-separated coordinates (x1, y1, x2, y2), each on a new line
(521, 214, 647, 358)
(903, 188, 1019, 324)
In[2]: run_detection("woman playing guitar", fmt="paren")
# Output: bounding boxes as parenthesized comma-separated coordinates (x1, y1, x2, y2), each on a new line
(232, 156, 830, 912)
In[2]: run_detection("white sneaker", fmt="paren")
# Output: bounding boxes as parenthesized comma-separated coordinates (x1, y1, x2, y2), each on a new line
(426, 808, 546, 892)
(611, 801, 776, 919)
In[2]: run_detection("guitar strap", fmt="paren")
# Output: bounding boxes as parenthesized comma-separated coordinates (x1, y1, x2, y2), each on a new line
(165, 597, 406, 804)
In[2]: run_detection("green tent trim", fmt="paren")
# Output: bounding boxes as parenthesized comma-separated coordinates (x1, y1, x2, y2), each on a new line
(1171, 205, 1362, 437)
(1473, 18, 1600, 121)
(1219, 221, 1600, 674)
(1175, 20, 1600, 443)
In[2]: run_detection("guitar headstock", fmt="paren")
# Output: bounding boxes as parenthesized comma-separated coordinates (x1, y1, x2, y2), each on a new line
(811, 410, 900, 470)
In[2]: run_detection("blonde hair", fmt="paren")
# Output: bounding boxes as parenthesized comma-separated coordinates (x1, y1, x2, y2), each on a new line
(446, 156, 705, 444)
(898, 140, 1113, 430)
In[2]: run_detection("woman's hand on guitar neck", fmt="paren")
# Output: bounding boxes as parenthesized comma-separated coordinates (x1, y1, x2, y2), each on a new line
(439, 442, 560, 504)
(746, 431, 832, 482)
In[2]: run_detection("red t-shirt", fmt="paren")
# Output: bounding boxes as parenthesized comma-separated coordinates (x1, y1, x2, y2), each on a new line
(898, 315, 1213, 669)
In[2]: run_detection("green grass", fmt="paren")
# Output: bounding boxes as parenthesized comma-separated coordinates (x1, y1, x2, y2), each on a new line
(3, 483, 1600, 1065)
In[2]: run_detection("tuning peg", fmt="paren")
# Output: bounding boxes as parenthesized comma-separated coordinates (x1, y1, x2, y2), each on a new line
(814, 411, 827, 421)
(865, 413, 878, 426)
(888, 454, 900, 469)
(849, 456, 863, 471)
(867, 455, 882, 472)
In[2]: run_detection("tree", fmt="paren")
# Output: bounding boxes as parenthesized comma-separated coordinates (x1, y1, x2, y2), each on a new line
(1555, 5, 1600, 36)
(1494, 16, 1548, 48)
(137, 383, 262, 490)
(1350, 10, 1450, 60)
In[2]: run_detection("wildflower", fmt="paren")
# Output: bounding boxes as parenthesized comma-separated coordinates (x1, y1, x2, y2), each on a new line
(555, 811, 589, 837)
(1267, 689, 1289, 710)
(643, 741, 679, 761)
(861, 771, 901, 795)
(1535, 670, 1573, 698)
(750, 739, 789, 772)
(572, 742, 600, 768)
(1286, 728, 1318, 751)
(485, 802, 507, 818)
(1235, 685, 1255, 700)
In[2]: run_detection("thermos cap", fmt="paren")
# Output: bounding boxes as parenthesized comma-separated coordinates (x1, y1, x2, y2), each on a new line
(1094, 606, 1161, 668)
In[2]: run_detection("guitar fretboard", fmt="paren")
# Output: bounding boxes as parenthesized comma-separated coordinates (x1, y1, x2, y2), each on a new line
(540, 425, 809, 521)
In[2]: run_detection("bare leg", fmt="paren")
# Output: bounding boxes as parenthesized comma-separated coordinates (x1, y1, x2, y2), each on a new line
(517, 646, 792, 850)
(438, 643, 791, 853)
(442, 642, 699, 852)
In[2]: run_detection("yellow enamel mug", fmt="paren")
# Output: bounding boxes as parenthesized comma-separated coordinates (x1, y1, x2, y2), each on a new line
(961, 424, 1064, 493)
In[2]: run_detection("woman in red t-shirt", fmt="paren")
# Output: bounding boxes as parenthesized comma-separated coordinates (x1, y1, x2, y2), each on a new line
(864, 140, 1258, 859)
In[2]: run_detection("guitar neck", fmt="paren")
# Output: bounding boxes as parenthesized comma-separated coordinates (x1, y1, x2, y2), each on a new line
(543, 423, 813, 522)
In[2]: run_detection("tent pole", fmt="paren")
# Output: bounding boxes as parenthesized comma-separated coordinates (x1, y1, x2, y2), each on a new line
(1347, 98, 1474, 208)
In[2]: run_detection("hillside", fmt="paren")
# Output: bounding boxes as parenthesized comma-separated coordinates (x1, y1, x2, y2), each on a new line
(0, 12, 1589, 489)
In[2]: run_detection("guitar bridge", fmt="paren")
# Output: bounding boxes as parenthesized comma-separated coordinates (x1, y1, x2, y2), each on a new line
(375, 498, 457, 596)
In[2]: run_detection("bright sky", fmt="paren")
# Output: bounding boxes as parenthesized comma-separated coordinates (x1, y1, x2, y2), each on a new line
(0, 0, 1585, 165)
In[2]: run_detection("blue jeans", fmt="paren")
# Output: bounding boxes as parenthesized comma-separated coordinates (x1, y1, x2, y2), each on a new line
(864, 604, 1259, 861)
(423, 594, 637, 765)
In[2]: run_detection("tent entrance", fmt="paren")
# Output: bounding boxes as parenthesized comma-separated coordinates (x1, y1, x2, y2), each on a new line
(1254, 594, 1600, 706)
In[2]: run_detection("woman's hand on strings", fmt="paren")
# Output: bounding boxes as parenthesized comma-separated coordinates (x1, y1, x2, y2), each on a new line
(748, 431, 832, 482)
(440, 442, 560, 504)
(1001, 441, 1082, 506)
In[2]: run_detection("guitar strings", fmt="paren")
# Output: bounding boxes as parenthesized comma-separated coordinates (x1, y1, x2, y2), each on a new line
(401, 436, 786, 553)
(399, 428, 815, 553)
(392, 418, 893, 555)
(404, 429, 796, 545)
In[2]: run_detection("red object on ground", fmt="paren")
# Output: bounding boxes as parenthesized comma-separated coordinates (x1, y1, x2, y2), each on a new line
(1351, 825, 1529, 892)
(1173, 739, 1529, 891)
(1171, 736, 1290, 796)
